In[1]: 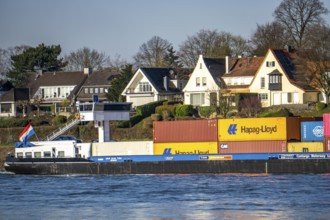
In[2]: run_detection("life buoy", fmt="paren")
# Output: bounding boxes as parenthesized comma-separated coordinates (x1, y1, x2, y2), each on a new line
(75, 112, 80, 119)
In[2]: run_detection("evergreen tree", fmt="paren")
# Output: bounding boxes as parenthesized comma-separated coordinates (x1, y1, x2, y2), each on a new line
(7, 43, 67, 87)
(106, 64, 133, 102)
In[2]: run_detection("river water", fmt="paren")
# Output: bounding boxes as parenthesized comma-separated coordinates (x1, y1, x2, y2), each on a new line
(0, 173, 329, 220)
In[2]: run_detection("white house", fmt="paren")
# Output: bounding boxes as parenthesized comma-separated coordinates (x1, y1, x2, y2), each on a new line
(183, 55, 227, 106)
(122, 68, 190, 108)
(249, 48, 319, 107)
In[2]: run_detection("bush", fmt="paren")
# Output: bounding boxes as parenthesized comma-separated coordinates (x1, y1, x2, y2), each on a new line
(259, 107, 293, 117)
(198, 106, 216, 118)
(136, 100, 167, 118)
(151, 114, 162, 121)
(155, 105, 175, 119)
(175, 104, 194, 116)
(52, 115, 67, 125)
(0, 118, 29, 128)
(316, 102, 327, 112)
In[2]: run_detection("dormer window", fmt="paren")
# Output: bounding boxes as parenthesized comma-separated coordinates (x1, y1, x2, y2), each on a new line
(200, 63, 202, 69)
(268, 70, 282, 91)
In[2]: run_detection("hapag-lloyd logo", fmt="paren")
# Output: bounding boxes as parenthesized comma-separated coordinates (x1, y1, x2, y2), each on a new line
(228, 124, 277, 135)
(163, 148, 210, 155)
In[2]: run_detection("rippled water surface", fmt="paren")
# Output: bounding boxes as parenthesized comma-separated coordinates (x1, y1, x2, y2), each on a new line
(0, 173, 330, 219)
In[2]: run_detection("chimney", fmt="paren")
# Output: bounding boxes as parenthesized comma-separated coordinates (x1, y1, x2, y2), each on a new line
(84, 67, 92, 75)
(163, 76, 169, 91)
(225, 56, 230, 73)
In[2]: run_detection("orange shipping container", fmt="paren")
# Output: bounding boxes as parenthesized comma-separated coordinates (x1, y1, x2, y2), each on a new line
(324, 137, 330, 152)
(218, 140, 287, 154)
(218, 117, 301, 141)
(153, 119, 218, 143)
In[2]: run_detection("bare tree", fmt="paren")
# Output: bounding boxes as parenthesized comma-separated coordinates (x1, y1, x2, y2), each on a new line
(0, 45, 30, 79)
(64, 47, 109, 71)
(133, 36, 172, 67)
(274, 0, 328, 49)
(297, 24, 330, 104)
(178, 29, 249, 68)
(251, 22, 291, 56)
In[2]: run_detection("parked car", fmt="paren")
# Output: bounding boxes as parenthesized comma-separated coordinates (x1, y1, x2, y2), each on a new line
(53, 135, 82, 143)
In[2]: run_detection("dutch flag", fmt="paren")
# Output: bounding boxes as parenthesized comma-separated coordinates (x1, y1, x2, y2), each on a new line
(18, 123, 35, 143)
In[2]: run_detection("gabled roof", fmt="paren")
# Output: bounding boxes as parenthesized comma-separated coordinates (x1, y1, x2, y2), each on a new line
(140, 68, 191, 93)
(271, 49, 317, 91)
(76, 69, 120, 101)
(203, 57, 226, 84)
(27, 71, 88, 97)
(223, 57, 264, 78)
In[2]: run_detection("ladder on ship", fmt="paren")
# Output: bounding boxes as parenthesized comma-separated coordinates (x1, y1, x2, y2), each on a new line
(43, 118, 80, 141)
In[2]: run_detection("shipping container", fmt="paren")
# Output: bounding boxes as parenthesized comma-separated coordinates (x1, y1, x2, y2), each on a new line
(324, 113, 330, 137)
(287, 142, 324, 152)
(324, 137, 330, 152)
(218, 117, 300, 141)
(92, 141, 153, 156)
(218, 140, 287, 154)
(153, 119, 218, 143)
(301, 121, 324, 142)
(153, 142, 218, 155)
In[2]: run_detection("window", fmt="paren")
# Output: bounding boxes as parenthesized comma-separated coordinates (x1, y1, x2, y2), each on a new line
(100, 88, 104, 93)
(25, 152, 32, 158)
(0, 103, 11, 113)
(58, 151, 65, 158)
(202, 77, 206, 86)
(260, 77, 265, 89)
(95, 88, 99, 94)
(266, 61, 275, 67)
(139, 82, 152, 92)
(269, 75, 281, 84)
(196, 77, 201, 87)
(89, 88, 93, 94)
(287, 93, 292, 103)
(34, 152, 41, 158)
(17, 152, 23, 158)
(258, 93, 268, 100)
(44, 151, 51, 158)
(200, 63, 202, 69)
(58, 88, 61, 97)
(190, 93, 205, 105)
(84, 88, 88, 94)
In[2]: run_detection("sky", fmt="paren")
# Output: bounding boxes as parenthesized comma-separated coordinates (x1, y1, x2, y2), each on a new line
(1, 0, 330, 63)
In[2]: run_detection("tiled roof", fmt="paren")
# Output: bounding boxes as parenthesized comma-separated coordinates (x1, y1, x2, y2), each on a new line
(76, 69, 120, 101)
(223, 57, 264, 78)
(141, 68, 191, 93)
(27, 71, 88, 98)
(272, 49, 317, 91)
(203, 57, 226, 84)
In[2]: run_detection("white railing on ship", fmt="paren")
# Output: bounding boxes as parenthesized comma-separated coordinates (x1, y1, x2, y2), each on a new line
(43, 119, 80, 141)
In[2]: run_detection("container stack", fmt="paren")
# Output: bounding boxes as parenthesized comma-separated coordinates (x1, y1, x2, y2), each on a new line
(217, 117, 301, 153)
(324, 113, 330, 152)
(287, 121, 324, 152)
(153, 120, 218, 155)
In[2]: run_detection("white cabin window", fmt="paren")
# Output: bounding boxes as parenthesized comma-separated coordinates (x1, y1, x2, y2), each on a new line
(25, 152, 32, 158)
(44, 151, 51, 158)
(58, 151, 65, 158)
(34, 152, 41, 158)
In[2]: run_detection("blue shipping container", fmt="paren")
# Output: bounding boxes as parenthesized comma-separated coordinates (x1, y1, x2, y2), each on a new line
(301, 121, 324, 142)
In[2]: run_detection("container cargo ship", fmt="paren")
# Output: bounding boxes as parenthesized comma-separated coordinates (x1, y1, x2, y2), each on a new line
(4, 102, 330, 175)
